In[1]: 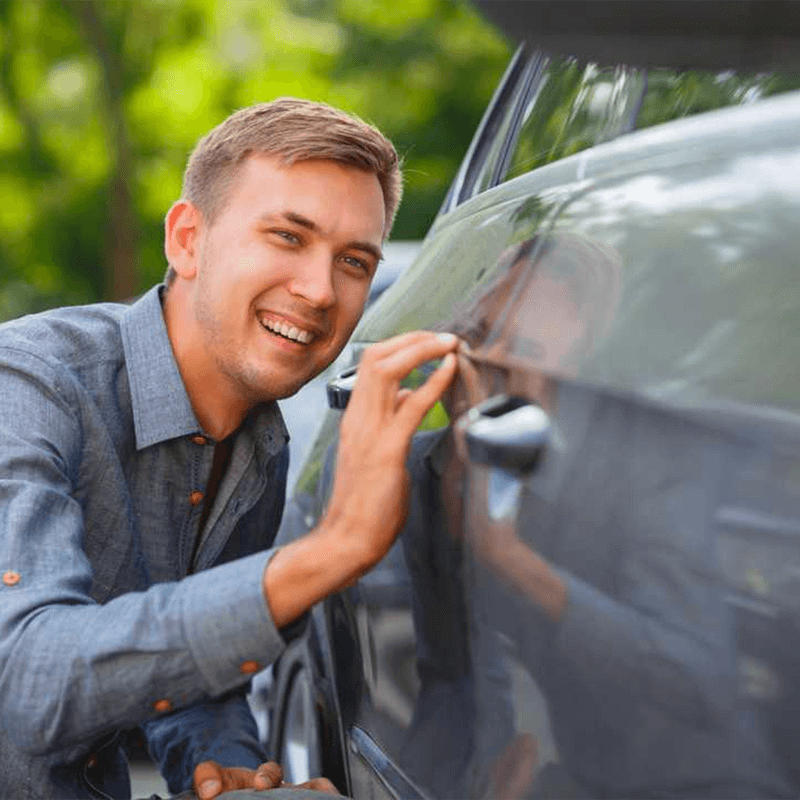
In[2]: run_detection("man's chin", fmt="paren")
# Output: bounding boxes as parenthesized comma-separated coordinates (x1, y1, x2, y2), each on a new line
(256, 368, 327, 404)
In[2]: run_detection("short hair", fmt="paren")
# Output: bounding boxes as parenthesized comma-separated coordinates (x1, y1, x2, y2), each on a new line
(165, 97, 402, 285)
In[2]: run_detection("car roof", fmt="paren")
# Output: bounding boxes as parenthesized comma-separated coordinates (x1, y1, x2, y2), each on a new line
(473, 0, 800, 70)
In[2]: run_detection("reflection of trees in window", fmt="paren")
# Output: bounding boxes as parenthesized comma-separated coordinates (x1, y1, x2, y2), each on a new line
(504, 58, 645, 183)
(637, 69, 800, 130)
(503, 57, 800, 192)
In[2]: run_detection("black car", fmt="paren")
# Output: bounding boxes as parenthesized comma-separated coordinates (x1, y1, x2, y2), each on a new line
(267, 4, 800, 798)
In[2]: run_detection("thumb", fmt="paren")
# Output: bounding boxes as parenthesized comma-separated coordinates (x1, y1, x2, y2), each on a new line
(253, 761, 284, 789)
(193, 761, 223, 800)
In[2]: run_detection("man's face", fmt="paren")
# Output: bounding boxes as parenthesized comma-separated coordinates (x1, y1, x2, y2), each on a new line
(186, 154, 385, 404)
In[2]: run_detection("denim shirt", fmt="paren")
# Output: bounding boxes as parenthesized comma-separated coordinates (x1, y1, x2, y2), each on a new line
(0, 286, 291, 799)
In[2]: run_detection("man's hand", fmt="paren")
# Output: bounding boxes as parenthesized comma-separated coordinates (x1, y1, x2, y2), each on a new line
(265, 331, 458, 628)
(193, 760, 340, 798)
(326, 331, 459, 565)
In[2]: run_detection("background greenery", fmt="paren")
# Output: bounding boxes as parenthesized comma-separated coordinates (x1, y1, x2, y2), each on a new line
(0, 0, 510, 318)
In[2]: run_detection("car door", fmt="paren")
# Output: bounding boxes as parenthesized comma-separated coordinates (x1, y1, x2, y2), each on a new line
(274, 43, 800, 799)
(451, 90, 800, 797)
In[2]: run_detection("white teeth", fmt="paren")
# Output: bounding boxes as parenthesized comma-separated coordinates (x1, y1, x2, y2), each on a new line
(261, 318, 313, 344)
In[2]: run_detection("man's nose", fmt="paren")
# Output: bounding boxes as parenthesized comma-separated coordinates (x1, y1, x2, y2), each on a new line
(287, 252, 336, 309)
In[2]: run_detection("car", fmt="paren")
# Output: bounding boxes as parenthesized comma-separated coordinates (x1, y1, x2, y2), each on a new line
(266, 4, 800, 798)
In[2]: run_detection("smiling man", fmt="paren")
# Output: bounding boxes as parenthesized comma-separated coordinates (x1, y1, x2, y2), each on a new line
(0, 98, 457, 799)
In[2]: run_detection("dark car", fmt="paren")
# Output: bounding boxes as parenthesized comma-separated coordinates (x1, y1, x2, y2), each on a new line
(267, 5, 800, 798)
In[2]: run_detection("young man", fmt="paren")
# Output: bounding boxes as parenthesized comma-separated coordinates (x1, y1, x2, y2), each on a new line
(0, 98, 457, 799)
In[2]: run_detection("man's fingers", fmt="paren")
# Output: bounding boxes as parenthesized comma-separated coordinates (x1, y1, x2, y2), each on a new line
(253, 761, 283, 789)
(360, 329, 451, 361)
(193, 761, 223, 800)
(357, 332, 457, 389)
(289, 776, 341, 795)
(348, 333, 457, 420)
(396, 352, 457, 431)
(193, 760, 284, 799)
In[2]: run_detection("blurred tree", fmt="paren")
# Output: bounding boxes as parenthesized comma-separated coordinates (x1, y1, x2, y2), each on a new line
(0, 0, 510, 316)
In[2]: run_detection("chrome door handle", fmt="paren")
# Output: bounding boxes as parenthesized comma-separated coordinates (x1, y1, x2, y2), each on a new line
(459, 395, 551, 522)
(462, 395, 551, 473)
(326, 367, 357, 409)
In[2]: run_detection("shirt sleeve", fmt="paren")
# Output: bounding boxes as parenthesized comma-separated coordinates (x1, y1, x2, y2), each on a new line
(0, 348, 287, 762)
(142, 688, 266, 794)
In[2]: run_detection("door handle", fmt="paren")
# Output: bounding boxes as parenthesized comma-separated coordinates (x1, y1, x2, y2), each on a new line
(459, 395, 551, 522)
(461, 394, 551, 473)
(326, 367, 357, 409)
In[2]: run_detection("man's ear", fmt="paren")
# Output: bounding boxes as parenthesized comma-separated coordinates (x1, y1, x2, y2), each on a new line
(165, 200, 203, 280)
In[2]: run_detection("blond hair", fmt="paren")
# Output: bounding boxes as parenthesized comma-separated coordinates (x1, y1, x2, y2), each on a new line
(165, 97, 402, 285)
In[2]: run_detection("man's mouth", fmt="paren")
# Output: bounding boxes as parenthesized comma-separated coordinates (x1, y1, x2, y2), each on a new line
(260, 317, 314, 345)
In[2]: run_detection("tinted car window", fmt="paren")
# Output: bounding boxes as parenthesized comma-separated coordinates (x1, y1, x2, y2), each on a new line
(637, 68, 800, 129)
(488, 54, 800, 196)
(503, 57, 645, 182)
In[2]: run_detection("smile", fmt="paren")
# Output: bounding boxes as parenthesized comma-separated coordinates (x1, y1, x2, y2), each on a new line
(260, 318, 314, 344)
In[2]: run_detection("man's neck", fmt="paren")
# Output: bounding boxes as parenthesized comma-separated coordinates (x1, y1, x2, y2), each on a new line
(193, 392, 249, 441)
(162, 284, 251, 441)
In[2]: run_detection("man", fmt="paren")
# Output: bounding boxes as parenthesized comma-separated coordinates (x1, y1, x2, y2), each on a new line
(0, 98, 457, 799)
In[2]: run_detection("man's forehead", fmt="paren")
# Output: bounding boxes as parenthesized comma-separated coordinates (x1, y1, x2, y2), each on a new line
(241, 153, 387, 234)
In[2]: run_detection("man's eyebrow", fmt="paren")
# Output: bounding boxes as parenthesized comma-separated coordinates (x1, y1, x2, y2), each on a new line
(349, 241, 384, 264)
(270, 211, 384, 263)
(281, 211, 319, 232)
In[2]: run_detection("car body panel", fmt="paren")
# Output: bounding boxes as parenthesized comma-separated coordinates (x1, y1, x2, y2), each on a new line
(270, 35, 800, 800)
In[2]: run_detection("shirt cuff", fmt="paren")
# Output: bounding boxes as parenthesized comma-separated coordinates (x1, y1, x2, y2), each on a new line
(180, 550, 286, 698)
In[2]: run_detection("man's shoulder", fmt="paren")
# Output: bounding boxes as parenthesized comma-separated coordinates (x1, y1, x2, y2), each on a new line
(0, 300, 135, 416)
(0, 299, 129, 373)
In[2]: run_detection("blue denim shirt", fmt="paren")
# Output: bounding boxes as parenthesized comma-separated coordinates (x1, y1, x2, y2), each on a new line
(0, 286, 291, 799)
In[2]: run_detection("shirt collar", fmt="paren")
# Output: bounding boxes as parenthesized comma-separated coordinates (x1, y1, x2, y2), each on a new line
(121, 284, 289, 453)
(121, 285, 201, 449)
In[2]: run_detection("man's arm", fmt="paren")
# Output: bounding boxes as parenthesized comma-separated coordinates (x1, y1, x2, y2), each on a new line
(0, 350, 287, 761)
(153, 331, 458, 799)
(264, 331, 458, 627)
(0, 333, 456, 765)
(142, 689, 264, 794)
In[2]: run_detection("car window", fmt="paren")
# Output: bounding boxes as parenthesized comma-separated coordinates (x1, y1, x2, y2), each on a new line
(637, 68, 800, 129)
(468, 53, 800, 200)
(503, 57, 646, 182)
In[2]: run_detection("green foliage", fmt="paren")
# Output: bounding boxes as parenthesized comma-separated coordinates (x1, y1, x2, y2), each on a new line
(0, 0, 510, 318)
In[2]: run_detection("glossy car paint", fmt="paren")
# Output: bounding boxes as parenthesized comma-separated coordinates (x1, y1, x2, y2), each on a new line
(269, 40, 800, 800)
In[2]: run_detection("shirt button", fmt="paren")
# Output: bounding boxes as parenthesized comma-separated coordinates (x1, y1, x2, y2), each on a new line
(240, 660, 261, 675)
(191, 434, 208, 445)
(153, 698, 173, 714)
(189, 490, 205, 506)
(2, 571, 21, 586)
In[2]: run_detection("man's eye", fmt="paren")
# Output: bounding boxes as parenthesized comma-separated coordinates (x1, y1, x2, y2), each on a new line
(274, 230, 300, 244)
(341, 255, 370, 274)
